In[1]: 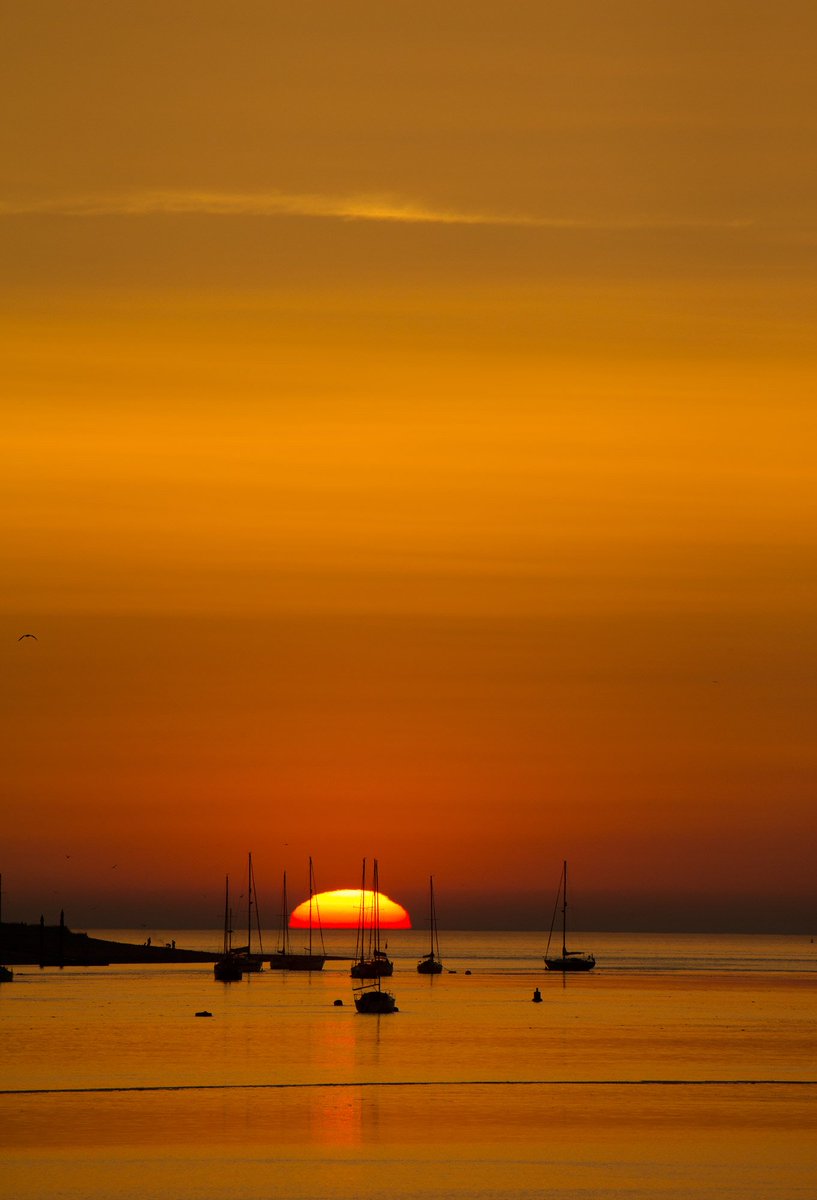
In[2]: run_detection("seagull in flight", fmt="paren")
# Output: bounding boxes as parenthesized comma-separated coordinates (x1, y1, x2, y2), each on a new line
(18, 633, 38, 640)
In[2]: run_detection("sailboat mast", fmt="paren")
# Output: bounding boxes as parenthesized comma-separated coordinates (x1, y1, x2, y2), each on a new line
(428, 875, 436, 959)
(428, 875, 433, 956)
(308, 856, 313, 958)
(223, 875, 230, 956)
(247, 852, 253, 955)
(355, 858, 367, 966)
(251, 855, 264, 955)
(280, 870, 290, 956)
(308, 857, 326, 956)
(562, 860, 568, 959)
(372, 859, 381, 962)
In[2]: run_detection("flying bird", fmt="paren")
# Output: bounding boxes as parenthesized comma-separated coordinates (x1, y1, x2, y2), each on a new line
(18, 633, 38, 640)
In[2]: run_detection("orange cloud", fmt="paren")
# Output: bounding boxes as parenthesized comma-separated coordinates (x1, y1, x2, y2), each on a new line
(0, 189, 750, 229)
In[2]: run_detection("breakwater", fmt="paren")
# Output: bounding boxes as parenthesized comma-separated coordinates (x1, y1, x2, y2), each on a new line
(1, 921, 218, 966)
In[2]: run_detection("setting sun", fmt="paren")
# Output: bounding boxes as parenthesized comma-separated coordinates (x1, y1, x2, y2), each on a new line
(290, 889, 411, 930)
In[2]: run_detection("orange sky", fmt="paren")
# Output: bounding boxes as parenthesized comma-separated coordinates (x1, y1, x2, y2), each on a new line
(3, 3, 817, 931)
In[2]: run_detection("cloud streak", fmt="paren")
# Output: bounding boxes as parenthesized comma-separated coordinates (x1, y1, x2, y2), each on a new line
(0, 188, 751, 230)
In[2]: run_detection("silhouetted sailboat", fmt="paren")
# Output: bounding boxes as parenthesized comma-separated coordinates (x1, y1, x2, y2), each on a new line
(213, 875, 243, 981)
(234, 852, 265, 972)
(268, 859, 327, 971)
(350, 858, 394, 980)
(353, 859, 397, 1013)
(416, 875, 443, 974)
(544, 860, 595, 972)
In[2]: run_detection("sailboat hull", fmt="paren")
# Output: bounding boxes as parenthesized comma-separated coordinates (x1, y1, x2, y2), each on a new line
(268, 953, 326, 971)
(214, 955, 243, 981)
(354, 988, 398, 1014)
(544, 954, 596, 972)
(417, 955, 443, 975)
(351, 957, 393, 978)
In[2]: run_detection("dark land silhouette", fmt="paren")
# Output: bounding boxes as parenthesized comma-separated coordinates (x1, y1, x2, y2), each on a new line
(2, 919, 219, 966)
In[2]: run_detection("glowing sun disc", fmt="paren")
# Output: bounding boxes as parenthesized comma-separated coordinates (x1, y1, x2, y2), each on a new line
(290, 888, 411, 929)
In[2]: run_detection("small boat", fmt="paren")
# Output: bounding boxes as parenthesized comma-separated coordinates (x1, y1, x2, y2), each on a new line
(213, 955, 243, 982)
(353, 859, 397, 1014)
(355, 988, 397, 1014)
(213, 875, 243, 982)
(233, 852, 265, 972)
(416, 874, 443, 974)
(0, 875, 13, 983)
(544, 860, 595, 972)
(268, 858, 327, 971)
(350, 859, 394, 979)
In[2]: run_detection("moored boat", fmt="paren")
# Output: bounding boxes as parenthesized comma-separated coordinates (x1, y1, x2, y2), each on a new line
(233, 852, 265, 972)
(350, 857, 394, 979)
(350, 947, 393, 979)
(268, 859, 327, 971)
(544, 860, 595, 972)
(355, 986, 397, 1014)
(353, 859, 397, 1013)
(214, 875, 243, 982)
(416, 874, 443, 975)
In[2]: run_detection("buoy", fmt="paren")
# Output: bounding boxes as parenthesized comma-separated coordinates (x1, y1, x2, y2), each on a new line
(532, 988, 542, 1003)
(465, 969, 472, 975)
(195, 1010, 212, 1017)
(333, 998, 344, 1006)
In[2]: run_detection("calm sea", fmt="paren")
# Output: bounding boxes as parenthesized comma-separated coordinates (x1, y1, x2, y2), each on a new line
(2, 930, 816, 1199)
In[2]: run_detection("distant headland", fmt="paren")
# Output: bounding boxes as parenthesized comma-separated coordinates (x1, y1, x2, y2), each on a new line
(1, 916, 219, 966)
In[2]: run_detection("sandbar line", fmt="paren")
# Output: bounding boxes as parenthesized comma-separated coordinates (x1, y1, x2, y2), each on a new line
(2, 1079, 815, 1097)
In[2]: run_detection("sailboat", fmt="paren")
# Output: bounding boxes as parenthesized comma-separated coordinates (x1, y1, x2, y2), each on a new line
(352, 859, 397, 1013)
(0, 875, 13, 983)
(350, 858, 394, 979)
(213, 875, 243, 981)
(544, 860, 595, 972)
(416, 874, 443, 974)
(234, 852, 264, 972)
(268, 859, 327, 971)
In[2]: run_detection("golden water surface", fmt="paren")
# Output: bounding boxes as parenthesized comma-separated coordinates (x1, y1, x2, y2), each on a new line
(2, 932, 815, 1199)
